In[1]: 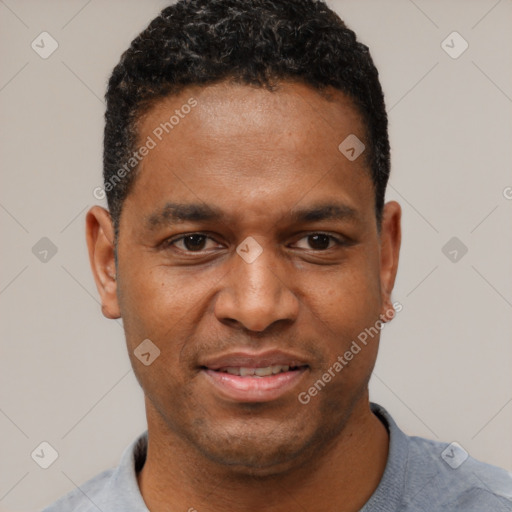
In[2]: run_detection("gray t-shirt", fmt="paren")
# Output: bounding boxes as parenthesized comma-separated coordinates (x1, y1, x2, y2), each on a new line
(41, 403, 512, 511)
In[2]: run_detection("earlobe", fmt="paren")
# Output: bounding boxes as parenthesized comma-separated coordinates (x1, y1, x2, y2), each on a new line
(379, 201, 402, 321)
(86, 206, 121, 320)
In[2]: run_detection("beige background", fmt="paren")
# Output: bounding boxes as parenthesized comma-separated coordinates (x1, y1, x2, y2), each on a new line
(1, 0, 511, 510)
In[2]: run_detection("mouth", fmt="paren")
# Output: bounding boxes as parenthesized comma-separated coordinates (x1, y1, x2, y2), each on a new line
(211, 364, 304, 377)
(199, 351, 310, 403)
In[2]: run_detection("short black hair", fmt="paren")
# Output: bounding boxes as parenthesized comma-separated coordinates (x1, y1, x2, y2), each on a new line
(104, 0, 390, 235)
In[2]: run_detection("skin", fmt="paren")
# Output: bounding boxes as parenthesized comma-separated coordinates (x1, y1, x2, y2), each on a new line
(87, 81, 401, 512)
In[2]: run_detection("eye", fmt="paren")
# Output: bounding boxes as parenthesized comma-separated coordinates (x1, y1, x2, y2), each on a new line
(166, 233, 221, 252)
(293, 233, 342, 251)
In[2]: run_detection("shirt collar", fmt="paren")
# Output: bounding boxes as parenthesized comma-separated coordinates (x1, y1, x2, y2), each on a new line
(360, 402, 410, 511)
(104, 432, 149, 511)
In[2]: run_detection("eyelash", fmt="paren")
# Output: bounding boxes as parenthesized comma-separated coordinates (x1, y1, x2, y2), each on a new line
(163, 232, 347, 253)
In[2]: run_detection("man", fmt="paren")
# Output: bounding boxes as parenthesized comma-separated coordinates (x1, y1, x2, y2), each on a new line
(43, 0, 512, 510)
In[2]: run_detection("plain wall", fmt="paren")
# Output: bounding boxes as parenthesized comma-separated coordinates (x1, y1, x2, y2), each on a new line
(1, 1, 511, 510)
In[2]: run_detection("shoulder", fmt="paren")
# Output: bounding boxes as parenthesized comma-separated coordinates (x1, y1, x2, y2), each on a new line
(368, 403, 512, 512)
(404, 435, 512, 511)
(41, 468, 115, 512)
(40, 431, 149, 512)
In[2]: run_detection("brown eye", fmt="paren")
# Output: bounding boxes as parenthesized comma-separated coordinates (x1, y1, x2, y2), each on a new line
(307, 234, 331, 250)
(293, 233, 340, 251)
(181, 234, 207, 251)
(166, 233, 220, 253)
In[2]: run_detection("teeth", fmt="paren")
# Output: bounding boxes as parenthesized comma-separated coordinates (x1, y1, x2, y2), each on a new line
(255, 367, 273, 377)
(218, 365, 293, 376)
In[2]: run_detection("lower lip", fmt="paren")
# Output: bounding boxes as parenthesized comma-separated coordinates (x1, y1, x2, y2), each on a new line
(202, 368, 308, 403)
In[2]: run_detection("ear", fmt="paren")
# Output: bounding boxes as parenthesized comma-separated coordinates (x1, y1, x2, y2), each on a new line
(86, 206, 121, 319)
(378, 201, 401, 321)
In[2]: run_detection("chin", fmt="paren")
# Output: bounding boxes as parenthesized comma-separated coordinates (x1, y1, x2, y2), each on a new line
(200, 441, 309, 477)
(183, 417, 334, 478)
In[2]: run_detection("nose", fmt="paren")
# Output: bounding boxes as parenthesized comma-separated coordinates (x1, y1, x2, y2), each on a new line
(214, 244, 300, 333)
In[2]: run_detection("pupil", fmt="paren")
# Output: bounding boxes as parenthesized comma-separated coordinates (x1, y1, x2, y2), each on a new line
(184, 235, 206, 251)
(309, 234, 330, 250)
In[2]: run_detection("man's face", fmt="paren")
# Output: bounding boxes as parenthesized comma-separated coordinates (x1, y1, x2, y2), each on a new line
(89, 81, 400, 474)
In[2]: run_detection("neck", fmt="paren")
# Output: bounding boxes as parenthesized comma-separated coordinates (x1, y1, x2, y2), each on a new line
(137, 398, 389, 512)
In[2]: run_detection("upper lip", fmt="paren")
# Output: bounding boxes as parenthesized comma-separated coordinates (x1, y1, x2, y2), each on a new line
(200, 350, 309, 370)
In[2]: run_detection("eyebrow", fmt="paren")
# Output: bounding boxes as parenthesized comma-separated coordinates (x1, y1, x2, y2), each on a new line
(289, 202, 359, 224)
(146, 201, 360, 229)
(147, 202, 224, 228)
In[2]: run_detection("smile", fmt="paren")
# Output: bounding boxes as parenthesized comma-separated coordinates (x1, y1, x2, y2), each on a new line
(199, 351, 310, 403)
(214, 365, 300, 377)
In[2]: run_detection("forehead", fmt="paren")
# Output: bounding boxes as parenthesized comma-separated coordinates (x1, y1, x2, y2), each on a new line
(126, 81, 374, 228)
(139, 81, 366, 150)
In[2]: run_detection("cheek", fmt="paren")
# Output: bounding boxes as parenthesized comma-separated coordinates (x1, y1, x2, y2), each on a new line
(118, 263, 184, 319)
(302, 257, 382, 330)
(297, 257, 383, 384)
(117, 268, 194, 395)
(116, 261, 220, 364)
